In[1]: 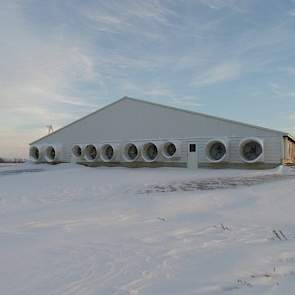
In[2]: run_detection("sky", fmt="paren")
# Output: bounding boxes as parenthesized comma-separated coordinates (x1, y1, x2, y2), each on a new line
(1, 0, 295, 158)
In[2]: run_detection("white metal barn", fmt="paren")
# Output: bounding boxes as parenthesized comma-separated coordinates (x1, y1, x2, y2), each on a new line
(29, 96, 295, 169)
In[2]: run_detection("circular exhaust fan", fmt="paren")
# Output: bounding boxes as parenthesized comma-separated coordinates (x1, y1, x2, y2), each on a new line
(206, 140, 227, 163)
(142, 142, 158, 162)
(30, 146, 40, 162)
(45, 146, 56, 162)
(124, 143, 139, 161)
(101, 144, 115, 162)
(209, 142, 226, 161)
(240, 139, 263, 163)
(72, 145, 82, 158)
(162, 142, 177, 159)
(84, 144, 98, 162)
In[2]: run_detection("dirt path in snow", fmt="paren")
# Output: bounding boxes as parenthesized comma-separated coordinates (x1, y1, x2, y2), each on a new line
(139, 173, 295, 194)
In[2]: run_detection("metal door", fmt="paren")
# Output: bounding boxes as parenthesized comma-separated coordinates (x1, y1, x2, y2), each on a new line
(187, 143, 198, 169)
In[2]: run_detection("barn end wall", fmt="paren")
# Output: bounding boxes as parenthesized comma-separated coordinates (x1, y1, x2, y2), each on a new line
(30, 97, 285, 168)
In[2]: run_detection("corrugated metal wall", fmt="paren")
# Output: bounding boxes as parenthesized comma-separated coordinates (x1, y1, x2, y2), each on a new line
(38, 135, 283, 167)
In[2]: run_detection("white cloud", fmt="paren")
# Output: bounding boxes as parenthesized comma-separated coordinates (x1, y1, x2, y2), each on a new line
(169, 96, 203, 109)
(198, 0, 247, 12)
(120, 81, 202, 109)
(81, 0, 176, 39)
(286, 67, 295, 75)
(269, 83, 295, 98)
(191, 62, 241, 87)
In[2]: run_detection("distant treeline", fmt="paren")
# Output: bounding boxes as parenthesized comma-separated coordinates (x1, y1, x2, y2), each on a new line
(0, 158, 26, 163)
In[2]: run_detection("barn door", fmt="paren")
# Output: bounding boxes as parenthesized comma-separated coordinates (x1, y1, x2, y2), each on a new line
(187, 143, 198, 169)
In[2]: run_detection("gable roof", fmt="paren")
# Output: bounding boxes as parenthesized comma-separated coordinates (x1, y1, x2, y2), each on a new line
(30, 96, 286, 145)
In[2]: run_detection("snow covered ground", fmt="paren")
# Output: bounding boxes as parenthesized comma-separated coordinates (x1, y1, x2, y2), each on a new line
(1, 163, 295, 295)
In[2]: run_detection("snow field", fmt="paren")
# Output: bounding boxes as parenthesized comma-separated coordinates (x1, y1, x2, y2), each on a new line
(1, 163, 295, 294)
